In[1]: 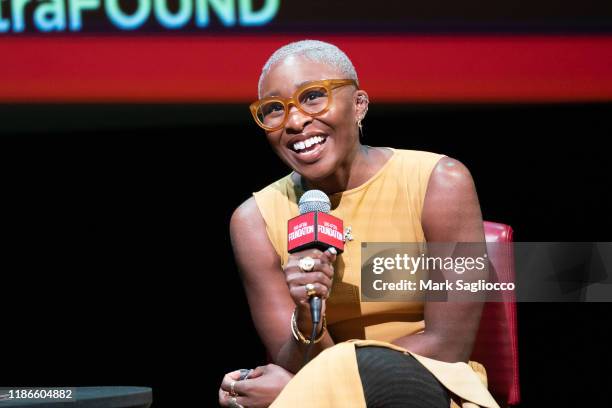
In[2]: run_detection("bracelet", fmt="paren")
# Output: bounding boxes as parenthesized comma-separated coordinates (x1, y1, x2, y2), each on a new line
(291, 307, 327, 344)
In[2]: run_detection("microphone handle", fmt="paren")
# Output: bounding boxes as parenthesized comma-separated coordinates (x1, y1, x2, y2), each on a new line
(309, 296, 322, 326)
(307, 246, 336, 327)
(303, 295, 322, 366)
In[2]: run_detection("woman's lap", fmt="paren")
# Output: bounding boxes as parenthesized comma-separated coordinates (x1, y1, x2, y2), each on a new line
(270, 342, 452, 408)
(356, 346, 450, 408)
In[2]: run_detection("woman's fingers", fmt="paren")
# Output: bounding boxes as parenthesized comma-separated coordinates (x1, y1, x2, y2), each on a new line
(285, 248, 337, 305)
(286, 270, 333, 289)
(219, 370, 252, 407)
(218, 386, 233, 407)
(285, 258, 334, 280)
(246, 365, 265, 379)
(289, 281, 329, 302)
(218, 390, 248, 408)
(219, 364, 293, 408)
(220, 370, 243, 392)
(323, 247, 337, 264)
(287, 248, 335, 268)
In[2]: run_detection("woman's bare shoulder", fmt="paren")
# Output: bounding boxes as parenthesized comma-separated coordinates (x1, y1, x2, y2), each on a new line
(422, 156, 483, 241)
(230, 197, 265, 235)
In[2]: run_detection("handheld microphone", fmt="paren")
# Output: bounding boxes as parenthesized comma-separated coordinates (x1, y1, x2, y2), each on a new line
(288, 190, 344, 255)
(287, 190, 344, 326)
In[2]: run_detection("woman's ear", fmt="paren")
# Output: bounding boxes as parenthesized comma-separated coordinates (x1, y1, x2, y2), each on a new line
(355, 90, 369, 122)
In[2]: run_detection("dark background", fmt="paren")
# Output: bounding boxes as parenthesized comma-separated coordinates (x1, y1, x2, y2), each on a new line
(1, 102, 611, 406)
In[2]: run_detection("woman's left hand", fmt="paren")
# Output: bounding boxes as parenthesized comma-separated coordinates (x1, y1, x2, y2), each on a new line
(219, 364, 294, 408)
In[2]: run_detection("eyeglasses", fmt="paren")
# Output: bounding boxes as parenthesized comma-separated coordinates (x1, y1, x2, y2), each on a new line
(250, 79, 358, 131)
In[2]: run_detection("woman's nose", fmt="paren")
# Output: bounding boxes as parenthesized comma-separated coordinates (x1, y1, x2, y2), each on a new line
(285, 105, 311, 131)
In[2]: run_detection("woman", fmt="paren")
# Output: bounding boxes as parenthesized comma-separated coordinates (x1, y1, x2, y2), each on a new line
(219, 40, 498, 408)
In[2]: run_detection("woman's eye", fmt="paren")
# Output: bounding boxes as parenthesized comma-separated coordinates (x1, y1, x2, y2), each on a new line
(308, 92, 323, 100)
(263, 103, 284, 115)
(302, 91, 325, 102)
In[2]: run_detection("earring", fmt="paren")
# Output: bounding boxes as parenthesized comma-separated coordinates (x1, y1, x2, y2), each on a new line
(356, 95, 367, 139)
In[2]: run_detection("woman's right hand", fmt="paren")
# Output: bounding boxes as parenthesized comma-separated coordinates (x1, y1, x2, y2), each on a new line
(219, 364, 294, 408)
(283, 245, 336, 327)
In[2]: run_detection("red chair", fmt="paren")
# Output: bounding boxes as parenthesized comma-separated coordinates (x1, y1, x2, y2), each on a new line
(471, 221, 520, 407)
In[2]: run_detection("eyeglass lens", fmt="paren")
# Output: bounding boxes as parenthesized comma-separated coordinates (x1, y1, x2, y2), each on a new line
(256, 85, 329, 128)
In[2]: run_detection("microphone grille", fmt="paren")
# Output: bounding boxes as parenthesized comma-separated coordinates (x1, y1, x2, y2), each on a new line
(298, 189, 331, 214)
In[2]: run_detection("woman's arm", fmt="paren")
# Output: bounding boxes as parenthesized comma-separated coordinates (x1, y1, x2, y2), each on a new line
(230, 197, 335, 373)
(392, 157, 486, 363)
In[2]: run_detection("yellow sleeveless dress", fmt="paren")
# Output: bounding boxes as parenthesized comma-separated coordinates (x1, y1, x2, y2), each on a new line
(252, 148, 499, 408)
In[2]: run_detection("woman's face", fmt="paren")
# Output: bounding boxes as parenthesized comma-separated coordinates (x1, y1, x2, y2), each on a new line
(259, 54, 366, 181)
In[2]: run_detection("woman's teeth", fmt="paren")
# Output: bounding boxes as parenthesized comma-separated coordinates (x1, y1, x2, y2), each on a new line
(293, 136, 325, 152)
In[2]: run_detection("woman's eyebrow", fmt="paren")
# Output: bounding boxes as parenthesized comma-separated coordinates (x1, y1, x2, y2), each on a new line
(263, 80, 314, 98)
(263, 91, 279, 98)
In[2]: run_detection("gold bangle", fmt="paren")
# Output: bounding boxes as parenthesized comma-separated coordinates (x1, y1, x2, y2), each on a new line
(291, 307, 327, 344)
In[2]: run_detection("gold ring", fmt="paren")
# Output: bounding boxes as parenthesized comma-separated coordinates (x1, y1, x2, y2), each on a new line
(230, 380, 237, 396)
(305, 283, 317, 297)
(299, 256, 315, 272)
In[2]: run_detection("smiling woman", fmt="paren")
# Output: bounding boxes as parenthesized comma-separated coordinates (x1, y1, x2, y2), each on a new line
(219, 40, 498, 408)
(252, 43, 372, 187)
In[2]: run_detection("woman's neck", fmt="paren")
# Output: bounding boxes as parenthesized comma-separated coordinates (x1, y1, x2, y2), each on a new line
(299, 144, 382, 196)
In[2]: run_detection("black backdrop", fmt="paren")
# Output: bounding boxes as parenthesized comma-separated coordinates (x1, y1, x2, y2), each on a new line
(1, 102, 611, 407)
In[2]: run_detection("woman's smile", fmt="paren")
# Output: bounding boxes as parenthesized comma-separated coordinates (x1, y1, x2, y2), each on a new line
(287, 133, 329, 164)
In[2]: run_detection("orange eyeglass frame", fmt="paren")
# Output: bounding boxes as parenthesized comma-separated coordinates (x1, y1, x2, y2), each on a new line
(250, 79, 358, 131)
